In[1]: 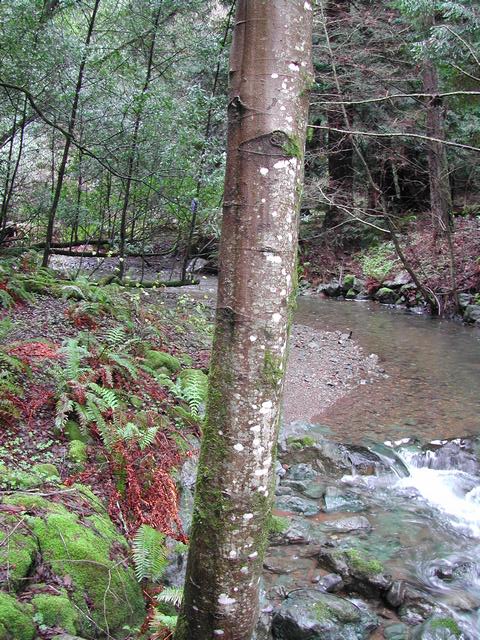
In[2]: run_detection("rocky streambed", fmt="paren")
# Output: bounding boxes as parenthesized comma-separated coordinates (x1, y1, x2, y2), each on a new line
(172, 434, 480, 640)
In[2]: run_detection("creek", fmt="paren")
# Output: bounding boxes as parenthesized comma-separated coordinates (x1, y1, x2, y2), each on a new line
(261, 298, 480, 639)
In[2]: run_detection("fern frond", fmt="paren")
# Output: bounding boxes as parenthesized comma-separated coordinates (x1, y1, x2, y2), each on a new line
(156, 586, 183, 608)
(151, 612, 178, 631)
(176, 369, 208, 417)
(108, 353, 138, 379)
(132, 525, 167, 582)
(103, 326, 127, 347)
(61, 285, 86, 300)
(0, 289, 14, 308)
(55, 394, 74, 430)
(87, 383, 119, 409)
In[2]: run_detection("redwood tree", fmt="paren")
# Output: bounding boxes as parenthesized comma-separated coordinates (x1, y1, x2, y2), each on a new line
(173, 1, 313, 639)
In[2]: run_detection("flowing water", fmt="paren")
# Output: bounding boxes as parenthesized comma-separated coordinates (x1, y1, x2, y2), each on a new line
(337, 438, 480, 637)
(295, 298, 480, 444)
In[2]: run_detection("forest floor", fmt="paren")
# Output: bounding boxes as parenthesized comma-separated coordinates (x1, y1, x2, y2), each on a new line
(0, 255, 385, 638)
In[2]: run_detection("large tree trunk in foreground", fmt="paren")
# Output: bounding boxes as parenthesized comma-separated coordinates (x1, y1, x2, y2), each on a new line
(174, 2, 313, 639)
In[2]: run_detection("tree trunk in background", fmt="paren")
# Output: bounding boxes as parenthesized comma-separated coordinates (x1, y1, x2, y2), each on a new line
(324, 0, 353, 231)
(174, 2, 313, 639)
(423, 59, 452, 235)
(42, 0, 101, 267)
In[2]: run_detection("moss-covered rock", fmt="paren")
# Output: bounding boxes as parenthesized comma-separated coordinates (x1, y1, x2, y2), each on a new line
(0, 517, 37, 591)
(374, 287, 397, 304)
(64, 420, 90, 444)
(32, 594, 79, 634)
(68, 440, 87, 465)
(32, 463, 60, 479)
(0, 592, 35, 640)
(145, 350, 181, 372)
(0, 486, 145, 639)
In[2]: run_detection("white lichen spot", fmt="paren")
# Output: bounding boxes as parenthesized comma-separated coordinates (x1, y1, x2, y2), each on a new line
(257, 485, 267, 493)
(304, 1, 313, 10)
(218, 594, 236, 606)
(261, 198, 266, 203)
(288, 63, 299, 72)
(234, 587, 239, 592)
(218, 430, 223, 435)
(255, 468, 268, 476)
(243, 513, 254, 521)
(272, 312, 282, 324)
(229, 549, 237, 559)
(280, 105, 286, 111)
(271, 73, 279, 79)
(260, 400, 273, 413)
(280, 289, 287, 296)
(233, 443, 244, 452)
(259, 167, 269, 176)
(249, 551, 258, 559)
(250, 425, 261, 434)
(266, 254, 282, 264)
(286, 116, 293, 123)
(253, 438, 261, 447)
(249, 335, 257, 342)
(271, 210, 279, 217)
(240, 566, 249, 574)
(273, 159, 290, 170)
(214, 632, 225, 636)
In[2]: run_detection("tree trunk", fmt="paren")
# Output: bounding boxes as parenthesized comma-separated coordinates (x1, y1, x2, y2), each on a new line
(117, 6, 161, 281)
(42, 0, 101, 267)
(423, 59, 452, 235)
(174, 2, 313, 639)
(324, 0, 353, 230)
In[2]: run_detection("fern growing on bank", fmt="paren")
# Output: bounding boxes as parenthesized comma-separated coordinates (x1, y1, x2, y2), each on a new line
(132, 525, 167, 582)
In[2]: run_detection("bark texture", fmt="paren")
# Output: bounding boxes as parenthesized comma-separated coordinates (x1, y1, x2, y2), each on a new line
(324, 0, 353, 230)
(423, 59, 452, 234)
(174, 2, 313, 639)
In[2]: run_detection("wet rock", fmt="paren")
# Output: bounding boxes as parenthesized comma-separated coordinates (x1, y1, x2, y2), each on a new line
(286, 463, 318, 482)
(412, 616, 463, 639)
(384, 271, 411, 288)
(324, 486, 365, 513)
(303, 481, 326, 500)
(275, 485, 294, 496)
(275, 495, 320, 517)
(375, 287, 398, 304)
(317, 280, 341, 297)
(272, 517, 327, 546)
(316, 573, 344, 593)
(323, 516, 372, 533)
(458, 293, 473, 309)
(463, 304, 480, 324)
(387, 581, 447, 625)
(417, 438, 479, 475)
(272, 589, 378, 639)
(318, 547, 392, 597)
(384, 622, 410, 640)
(281, 479, 309, 493)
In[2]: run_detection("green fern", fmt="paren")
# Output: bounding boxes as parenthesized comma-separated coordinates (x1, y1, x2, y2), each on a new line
(104, 326, 128, 347)
(156, 586, 183, 608)
(132, 525, 167, 582)
(175, 369, 208, 417)
(55, 394, 74, 430)
(151, 612, 177, 632)
(61, 339, 89, 381)
(0, 289, 14, 308)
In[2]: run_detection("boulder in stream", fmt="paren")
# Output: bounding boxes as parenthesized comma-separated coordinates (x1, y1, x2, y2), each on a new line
(272, 589, 378, 639)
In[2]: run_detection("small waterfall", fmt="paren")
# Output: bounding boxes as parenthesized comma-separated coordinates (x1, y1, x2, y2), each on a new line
(394, 444, 480, 539)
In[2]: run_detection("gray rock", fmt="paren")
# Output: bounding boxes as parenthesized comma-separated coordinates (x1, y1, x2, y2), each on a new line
(272, 590, 378, 640)
(303, 481, 326, 500)
(387, 581, 447, 625)
(286, 463, 318, 482)
(323, 516, 372, 533)
(464, 304, 480, 324)
(275, 495, 320, 516)
(281, 479, 309, 493)
(384, 271, 411, 288)
(318, 547, 392, 596)
(317, 280, 342, 297)
(384, 622, 410, 640)
(275, 486, 293, 496)
(316, 573, 344, 593)
(375, 287, 398, 304)
(412, 616, 464, 640)
(458, 293, 473, 309)
(324, 486, 365, 513)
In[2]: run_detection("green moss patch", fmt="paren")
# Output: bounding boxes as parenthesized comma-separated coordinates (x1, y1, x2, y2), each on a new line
(145, 350, 180, 372)
(32, 594, 78, 634)
(0, 592, 35, 640)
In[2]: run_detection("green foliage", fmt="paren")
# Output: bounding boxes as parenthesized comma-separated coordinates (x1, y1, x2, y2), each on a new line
(157, 586, 183, 608)
(359, 242, 398, 282)
(268, 514, 290, 534)
(132, 525, 167, 582)
(175, 368, 209, 418)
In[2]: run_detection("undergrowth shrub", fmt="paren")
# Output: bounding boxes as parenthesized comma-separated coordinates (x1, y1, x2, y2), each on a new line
(359, 242, 399, 283)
